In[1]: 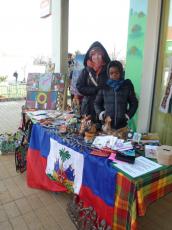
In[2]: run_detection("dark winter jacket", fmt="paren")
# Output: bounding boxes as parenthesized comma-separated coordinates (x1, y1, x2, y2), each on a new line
(76, 41, 110, 120)
(94, 79, 138, 129)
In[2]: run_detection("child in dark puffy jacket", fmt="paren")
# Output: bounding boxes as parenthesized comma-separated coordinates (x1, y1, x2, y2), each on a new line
(94, 60, 138, 130)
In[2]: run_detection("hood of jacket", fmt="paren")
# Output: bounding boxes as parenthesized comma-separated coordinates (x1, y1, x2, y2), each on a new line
(83, 41, 110, 67)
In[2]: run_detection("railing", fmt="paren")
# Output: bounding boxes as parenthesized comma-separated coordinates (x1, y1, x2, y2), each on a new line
(0, 84, 26, 99)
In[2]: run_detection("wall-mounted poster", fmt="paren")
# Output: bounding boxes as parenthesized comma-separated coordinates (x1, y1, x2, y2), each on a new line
(70, 54, 85, 96)
(160, 65, 172, 114)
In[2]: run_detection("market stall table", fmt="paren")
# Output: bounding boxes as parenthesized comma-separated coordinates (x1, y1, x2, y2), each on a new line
(26, 124, 172, 230)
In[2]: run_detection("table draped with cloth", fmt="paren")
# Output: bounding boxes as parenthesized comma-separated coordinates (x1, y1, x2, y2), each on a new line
(27, 124, 172, 230)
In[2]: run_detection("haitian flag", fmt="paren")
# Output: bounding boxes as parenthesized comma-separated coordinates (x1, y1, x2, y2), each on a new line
(27, 124, 118, 226)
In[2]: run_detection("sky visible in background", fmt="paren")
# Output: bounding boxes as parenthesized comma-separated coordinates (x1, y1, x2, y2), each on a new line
(69, 0, 130, 59)
(0, 0, 51, 57)
(0, 0, 130, 80)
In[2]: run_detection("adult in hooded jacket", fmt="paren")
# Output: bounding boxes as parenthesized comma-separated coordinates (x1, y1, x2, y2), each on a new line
(76, 41, 110, 121)
(94, 60, 138, 130)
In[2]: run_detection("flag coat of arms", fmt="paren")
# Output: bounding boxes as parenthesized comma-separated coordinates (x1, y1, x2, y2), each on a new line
(46, 138, 84, 194)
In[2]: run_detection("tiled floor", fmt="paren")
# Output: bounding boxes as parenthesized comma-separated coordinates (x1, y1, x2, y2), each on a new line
(0, 154, 76, 230)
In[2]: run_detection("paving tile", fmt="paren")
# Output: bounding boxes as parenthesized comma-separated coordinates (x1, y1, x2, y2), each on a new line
(38, 215, 61, 230)
(0, 180, 7, 193)
(34, 207, 49, 220)
(46, 203, 76, 230)
(26, 194, 44, 210)
(0, 190, 13, 204)
(37, 191, 57, 206)
(46, 203, 65, 219)
(0, 221, 12, 230)
(0, 206, 8, 223)
(9, 216, 28, 230)
(15, 198, 32, 214)
(3, 201, 20, 218)
(0, 165, 11, 179)
(53, 193, 72, 211)
(23, 211, 44, 230)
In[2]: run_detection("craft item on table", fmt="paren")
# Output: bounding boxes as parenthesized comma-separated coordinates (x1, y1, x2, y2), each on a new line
(46, 111, 62, 119)
(39, 119, 53, 126)
(92, 135, 116, 149)
(133, 143, 145, 151)
(145, 145, 158, 159)
(142, 133, 159, 140)
(67, 117, 78, 125)
(115, 151, 135, 164)
(127, 129, 134, 140)
(91, 147, 115, 157)
(79, 115, 92, 135)
(132, 132, 142, 143)
(112, 139, 133, 151)
(141, 133, 160, 144)
(102, 116, 112, 134)
(28, 110, 48, 116)
(102, 119, 128, 139)
(59, 125, 68, 134)
(122, 149, 136, 157)
(72, 96, 81, 116)
(156, 145, 172, 165)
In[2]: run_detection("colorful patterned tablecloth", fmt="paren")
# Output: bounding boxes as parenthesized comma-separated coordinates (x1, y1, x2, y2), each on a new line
(113, 166, 172, 230)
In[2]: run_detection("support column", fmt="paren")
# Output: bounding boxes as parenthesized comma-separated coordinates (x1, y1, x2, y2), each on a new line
(51, 0, 69, 74)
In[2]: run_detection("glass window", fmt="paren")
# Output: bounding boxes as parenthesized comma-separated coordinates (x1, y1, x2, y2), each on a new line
(151, 0, 172, 145)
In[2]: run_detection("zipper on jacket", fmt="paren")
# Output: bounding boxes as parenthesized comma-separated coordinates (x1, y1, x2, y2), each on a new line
(115, 91, 117, 127)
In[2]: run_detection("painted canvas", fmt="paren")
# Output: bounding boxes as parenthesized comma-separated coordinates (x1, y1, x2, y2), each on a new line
(26, 73, 40, 91)
(26, 72, 64, 110)
(39, 73, 52, 91)
(52, 73, 65, 92)
(26, 91, 58, 110)
(70, 54, 85, 96)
